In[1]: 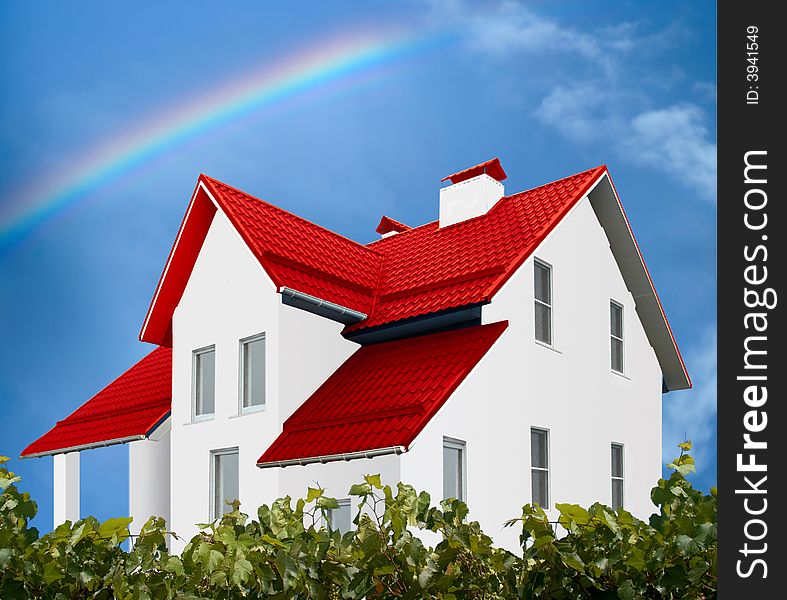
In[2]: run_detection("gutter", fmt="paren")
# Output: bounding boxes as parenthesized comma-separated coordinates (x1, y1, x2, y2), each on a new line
(257, 445, 406, 469)
(20, 434, 148, 459)
(279, 287, 367, 324)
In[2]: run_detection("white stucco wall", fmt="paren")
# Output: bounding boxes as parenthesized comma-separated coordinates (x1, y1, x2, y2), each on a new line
(401, 196, 663, 552)
(53, 452, 80, 525)
(164, 209, 357, 550)
(129, 428, 171, 539)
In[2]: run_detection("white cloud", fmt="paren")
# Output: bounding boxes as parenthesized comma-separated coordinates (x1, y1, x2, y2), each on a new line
(624, 105, 716, 201)
(662, 326, 716, 480)
(430, 0, 717, 201)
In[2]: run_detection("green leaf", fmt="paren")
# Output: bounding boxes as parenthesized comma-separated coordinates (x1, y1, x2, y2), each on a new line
(98, 516, 133, 542)
(305, 487, 323, 502)
(317, 496, 339, 510)
(164, 556, 185, 576)
(349, 483, 371, 496)
(688, 559, 709, 583)
(364, 474, 382, 489)
(232, 558, 253, 587)
(561, 552, 585, 572)
(676, 534, 699, 555)
(207, 549, 224, 573)
(617, 579, 636, 600)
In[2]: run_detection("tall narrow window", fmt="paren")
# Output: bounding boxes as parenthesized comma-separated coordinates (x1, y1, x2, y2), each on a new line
(193, 346, 216, 418)
(327, 498, 352, 533)
(530, 428, 549, 508)
(611, 443, 624, 509)
(211, 448, 239, 519)
(443, 437, 466, 501)
(610, 301, 624, 373)
(240, 333, 266, 411)
(534, 260, 553, 345)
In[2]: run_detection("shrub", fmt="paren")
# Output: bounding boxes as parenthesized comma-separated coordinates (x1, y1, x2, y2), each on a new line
(0, 444, 716, 599)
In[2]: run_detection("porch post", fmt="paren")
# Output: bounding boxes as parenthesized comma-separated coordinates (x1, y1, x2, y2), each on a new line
(53, 452, 80, 526)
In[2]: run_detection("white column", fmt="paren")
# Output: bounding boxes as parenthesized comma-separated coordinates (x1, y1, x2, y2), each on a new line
(129, 428, 171, 539)
(53, 452, 80, 526)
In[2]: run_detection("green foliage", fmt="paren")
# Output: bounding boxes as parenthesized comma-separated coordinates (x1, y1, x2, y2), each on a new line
(1, 444, 716, 598)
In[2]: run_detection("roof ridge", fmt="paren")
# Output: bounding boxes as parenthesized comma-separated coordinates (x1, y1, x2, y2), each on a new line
(504, 164, 606, 202)
(367, 165, 605, 244)
(201, 174, 383, 260)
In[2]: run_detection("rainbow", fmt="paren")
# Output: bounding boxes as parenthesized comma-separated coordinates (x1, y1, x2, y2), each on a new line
(0, 29, 440, 250)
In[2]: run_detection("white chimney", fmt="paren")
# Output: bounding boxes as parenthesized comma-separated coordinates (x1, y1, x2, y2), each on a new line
(439, 158, 507, 227)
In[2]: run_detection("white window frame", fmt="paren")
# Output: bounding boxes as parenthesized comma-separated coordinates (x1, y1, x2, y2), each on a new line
(238, 332, 266, 414)
(192, 345, 216, 421)
(210, 447, 239, 520)
(611, 442, 625, 510)
(610, 300, 625, 374)
(530, 427, 550, 509)
(442, 436, 467, 502)
(326, 498, 353, 533)
(534, 259, 554, 347)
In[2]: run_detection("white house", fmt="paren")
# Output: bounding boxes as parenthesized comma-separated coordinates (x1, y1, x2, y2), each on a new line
(22, 158, 690, 552)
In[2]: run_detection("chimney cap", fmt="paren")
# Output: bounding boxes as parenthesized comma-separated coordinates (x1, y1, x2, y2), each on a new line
(376, 215, 411, 236)
(441, 157, 507, 185)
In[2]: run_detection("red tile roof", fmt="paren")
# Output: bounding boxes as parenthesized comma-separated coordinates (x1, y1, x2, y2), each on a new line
(257, 321, 507, 467)
(21, 347, 171, 457)
(347, 165, 606, 333)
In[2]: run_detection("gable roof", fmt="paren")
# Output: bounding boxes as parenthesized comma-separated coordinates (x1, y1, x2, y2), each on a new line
(257, 321, 508, 468)
(21, 347, 171, 458)
(139, 163, 689, 390)
(140, 176, 380, 346)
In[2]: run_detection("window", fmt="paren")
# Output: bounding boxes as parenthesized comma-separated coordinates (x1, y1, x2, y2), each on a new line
(530, 428, 549, 508)
(211, 448, 239, 519)
(610, 301, 624, 373)
(193, 346, 216, 418)
(534, 260, 553, 345)
(443, 437, 466, 501)
(240, 333, 266, 411)
(327, 498, 352, 533)
(611, 443, 624, 509)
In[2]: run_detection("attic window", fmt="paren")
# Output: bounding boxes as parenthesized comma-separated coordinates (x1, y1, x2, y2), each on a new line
(534, 260, 553, 345)
(610, 301, 624, 373)
(193, 346, 216, 419)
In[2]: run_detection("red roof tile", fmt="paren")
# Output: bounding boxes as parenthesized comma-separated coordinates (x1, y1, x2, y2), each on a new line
(376, 216, 411, 235)
(21, 347, 171, 457)
(257, 321, 507, 466)
(441, 157, 507, 184)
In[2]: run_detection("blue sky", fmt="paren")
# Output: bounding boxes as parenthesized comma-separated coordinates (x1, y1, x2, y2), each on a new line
(0, 0, 716, 532)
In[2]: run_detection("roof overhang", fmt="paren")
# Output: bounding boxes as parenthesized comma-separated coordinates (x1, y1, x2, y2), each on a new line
(257, 445, 405, 469)
(587, 172, 691, 391)
(21, 412, 171, 459)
